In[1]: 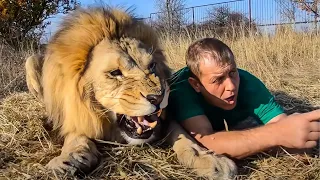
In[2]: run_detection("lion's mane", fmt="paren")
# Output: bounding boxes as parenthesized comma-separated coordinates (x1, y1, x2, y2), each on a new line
(40, 7, 169, 139)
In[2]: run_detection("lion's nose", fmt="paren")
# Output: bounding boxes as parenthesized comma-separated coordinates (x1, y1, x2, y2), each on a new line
(146, 94, 163, 105)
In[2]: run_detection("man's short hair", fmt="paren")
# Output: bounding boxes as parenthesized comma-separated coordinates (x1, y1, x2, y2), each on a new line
(185, 37, 235, 78)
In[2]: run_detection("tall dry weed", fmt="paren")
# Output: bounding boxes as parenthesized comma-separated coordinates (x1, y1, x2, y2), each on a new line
(0, 41, 38, 99)
(0, 26, 319, 179)
(160, 26, 320, 111)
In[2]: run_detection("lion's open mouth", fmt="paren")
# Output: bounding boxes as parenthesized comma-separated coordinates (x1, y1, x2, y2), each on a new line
(117, 109, 162, 139)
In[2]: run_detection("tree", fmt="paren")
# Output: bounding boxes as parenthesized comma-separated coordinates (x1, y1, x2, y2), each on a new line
(200, 6, 256, 37)
(276, 0, 297, 23)
(152, 0, 186, 32)
(206, 6, 252, 27)
(294, 0, 319, 30)
(0, 0, 78, 47)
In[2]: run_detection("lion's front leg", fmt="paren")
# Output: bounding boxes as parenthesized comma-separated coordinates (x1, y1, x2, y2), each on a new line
(46, 133, 100, 176)
(165, 121, 237, 180)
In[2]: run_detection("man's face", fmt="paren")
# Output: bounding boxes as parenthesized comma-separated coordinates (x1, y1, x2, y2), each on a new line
(188, 58, 240, 110)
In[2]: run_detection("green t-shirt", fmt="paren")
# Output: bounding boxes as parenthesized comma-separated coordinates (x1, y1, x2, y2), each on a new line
(167, 67, 284, 131)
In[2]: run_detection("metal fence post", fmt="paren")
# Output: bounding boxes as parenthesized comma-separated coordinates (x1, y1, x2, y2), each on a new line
(149, 14, 152, 27)
(192, 7, 195, 28)
(249, 0, 252, 30)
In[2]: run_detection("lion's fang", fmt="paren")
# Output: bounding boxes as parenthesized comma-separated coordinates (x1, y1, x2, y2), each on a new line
(137, 116, 143, 123)
(137, 126, 142, 134)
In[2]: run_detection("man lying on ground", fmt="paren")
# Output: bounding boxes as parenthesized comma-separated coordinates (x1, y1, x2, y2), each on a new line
(167, 37, 320, 159)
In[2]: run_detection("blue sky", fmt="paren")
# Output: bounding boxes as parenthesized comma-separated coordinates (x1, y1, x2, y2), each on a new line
(44, 0, 216, 37)
(78, 0, 223, 18)
(44, 0, 252, 38)
(42, 0, 316, 41)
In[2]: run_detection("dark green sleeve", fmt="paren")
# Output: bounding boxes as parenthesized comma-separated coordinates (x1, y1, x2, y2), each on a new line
(243, 71, 285, 124)
(254, 96, 284, 124)
(167, 83, 205, 122)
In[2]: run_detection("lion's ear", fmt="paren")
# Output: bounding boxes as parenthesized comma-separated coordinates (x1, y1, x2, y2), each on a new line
(106, 8, 132, 40)
(25, 54, 44, 101)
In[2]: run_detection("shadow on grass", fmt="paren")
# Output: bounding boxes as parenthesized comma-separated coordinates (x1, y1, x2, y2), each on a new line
(272, 90, 319, 114)
(234, 90, 320, 179)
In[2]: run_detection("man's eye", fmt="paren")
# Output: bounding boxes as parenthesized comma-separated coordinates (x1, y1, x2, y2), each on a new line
(212, 77, 223, 84)
(110, 69, 122, 76)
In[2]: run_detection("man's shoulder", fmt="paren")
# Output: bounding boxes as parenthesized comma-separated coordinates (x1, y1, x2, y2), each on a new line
(238, 68, 267, 92)
(237, 68, 284, 124)
(238, 69, 259, 82)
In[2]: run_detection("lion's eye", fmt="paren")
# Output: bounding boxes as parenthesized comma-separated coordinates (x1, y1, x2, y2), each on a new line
(149, 62, 156, 73)
(110, 69, 122, 76)
(147, 47, 153, 54)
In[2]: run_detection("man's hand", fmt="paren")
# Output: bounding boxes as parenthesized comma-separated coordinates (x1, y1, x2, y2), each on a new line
(274, 109, 320, 149)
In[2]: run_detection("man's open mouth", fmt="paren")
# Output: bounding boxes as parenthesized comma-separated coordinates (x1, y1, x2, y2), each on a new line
(117, 109, 162, 138)
(225, 95, 236, 104)
(225, 95, 235, 101)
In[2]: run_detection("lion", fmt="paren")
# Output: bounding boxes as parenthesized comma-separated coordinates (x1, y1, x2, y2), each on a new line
(25, 6, 237, 179)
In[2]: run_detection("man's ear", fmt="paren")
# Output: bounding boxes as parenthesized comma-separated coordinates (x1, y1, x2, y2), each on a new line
(188, 77, 201, 93)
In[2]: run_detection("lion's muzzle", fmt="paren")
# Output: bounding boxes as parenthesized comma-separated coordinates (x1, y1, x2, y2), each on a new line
(117, 108, 163, 139)
(117, 86, 169, 141)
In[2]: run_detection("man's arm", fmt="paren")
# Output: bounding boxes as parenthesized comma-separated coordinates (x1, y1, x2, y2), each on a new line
(181, 109, 320, 159)
(181, 115, 279, 159)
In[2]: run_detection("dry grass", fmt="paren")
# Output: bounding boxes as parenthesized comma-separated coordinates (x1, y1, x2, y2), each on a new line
(0, 27, 320, 179)
(162, 27, 320, 111)
(0, 93, 203, 180)
(0, 41, 37, 100)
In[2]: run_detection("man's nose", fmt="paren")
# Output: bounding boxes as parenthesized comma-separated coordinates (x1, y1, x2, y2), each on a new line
(146, 94, 163, 105)
(224, 77, 236, 91)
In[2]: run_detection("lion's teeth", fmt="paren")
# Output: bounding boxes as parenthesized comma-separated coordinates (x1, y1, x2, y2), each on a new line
(157, 109, 162, 117)
(148, 121, 157, 128)
(137, 126, 142, 134)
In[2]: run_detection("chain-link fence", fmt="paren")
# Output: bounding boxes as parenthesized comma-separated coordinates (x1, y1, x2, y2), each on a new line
(140, 0, 319, 34)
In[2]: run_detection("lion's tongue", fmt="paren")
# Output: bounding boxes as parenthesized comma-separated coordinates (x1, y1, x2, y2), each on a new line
(133, 116, 158, 134)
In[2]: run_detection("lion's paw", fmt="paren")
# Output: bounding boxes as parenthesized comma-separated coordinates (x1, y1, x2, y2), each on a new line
(46, 149, 99, 177)
(192, 151, 237, 180)
(46, 155, 78, 175)
(176, 144, 237, 180)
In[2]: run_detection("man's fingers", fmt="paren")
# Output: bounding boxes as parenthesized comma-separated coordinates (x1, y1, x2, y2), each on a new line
(305, 141, 318, 149)
(304, 109, 320, 122)
(309, 121, 320, 132)
(307, 132, 320, 141)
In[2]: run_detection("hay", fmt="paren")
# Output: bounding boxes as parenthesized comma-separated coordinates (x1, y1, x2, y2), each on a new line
(0, 93, 204, 179)
(1, 28, 320, 179)
(0, 92, 319, 180)
(0, 92, 59, 179)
